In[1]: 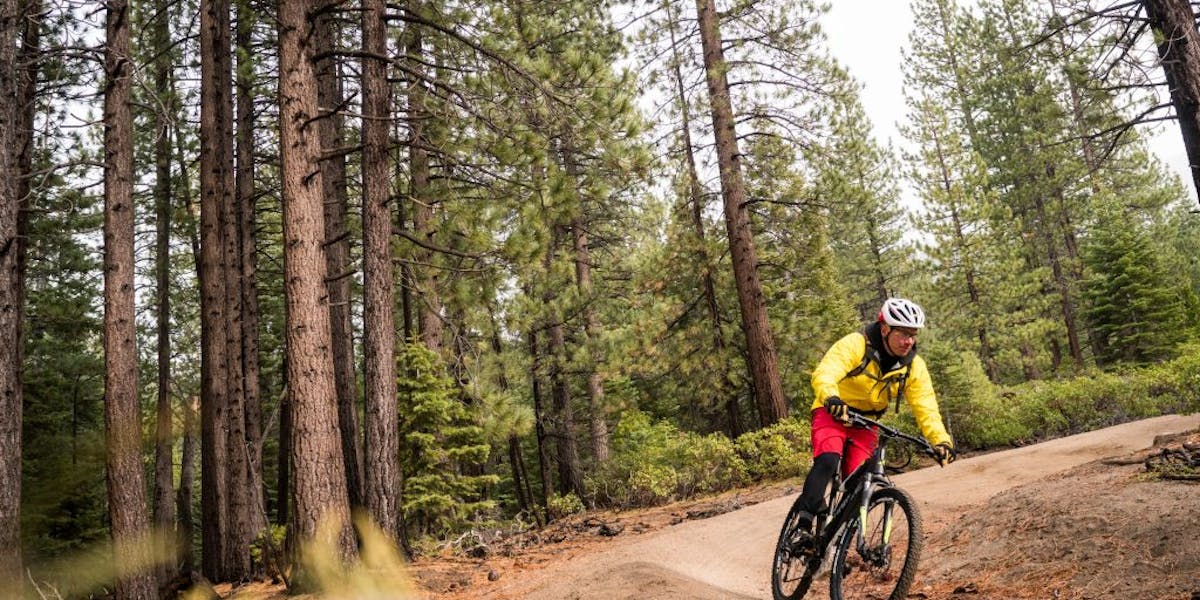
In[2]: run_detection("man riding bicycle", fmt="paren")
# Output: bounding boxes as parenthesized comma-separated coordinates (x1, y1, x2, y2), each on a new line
(794, 298, 956, 531)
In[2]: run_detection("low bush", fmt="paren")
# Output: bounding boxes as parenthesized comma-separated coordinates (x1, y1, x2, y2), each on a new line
(547, 493, 585, 520)
(947, 344, 1200, 448)
(733, 417, 811, 481)
(586, 410, 748, 508)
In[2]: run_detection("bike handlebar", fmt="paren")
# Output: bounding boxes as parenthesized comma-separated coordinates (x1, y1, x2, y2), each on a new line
(847, 413, 938, 459)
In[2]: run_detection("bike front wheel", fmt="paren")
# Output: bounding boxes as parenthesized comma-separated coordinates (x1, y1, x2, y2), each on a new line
(771, 497, 821, 600)
(829, 486, 923, 600)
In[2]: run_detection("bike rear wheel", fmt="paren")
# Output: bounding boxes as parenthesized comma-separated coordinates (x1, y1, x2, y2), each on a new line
(829, 486, 923, 600)
(771, 497, 821, 600)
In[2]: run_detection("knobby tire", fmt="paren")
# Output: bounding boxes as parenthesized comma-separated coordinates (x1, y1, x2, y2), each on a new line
(829, 486, 923, 600)
(772, 497, 821, 600)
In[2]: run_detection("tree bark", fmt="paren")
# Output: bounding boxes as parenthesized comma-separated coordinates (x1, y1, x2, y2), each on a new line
(103, 1, 156, 595)
(234, 0, 267, 554)
(395, 118, 415, 343)
(278, 0, 356, 565)
(528, 330, 553, 517)
(543, 225, 585, 498)
(198, 0, 232, 580)
(151, 0, 176, 581)
(405, 0, 444, 353)
(177, 395, 198, 572)
(1145, 0, 1200, 205)
(665, 4, 740, 436)
(694, 0, 787, 426)
(276, 388, 292, 526)
(548, 317, 584, 498)
(0, 0, 26, 591)
(313, 2, 365, 510)
(179, 131, 201, 575)
(361, 0, 400, 538)
(223, 71, 252, 580)
(562, 142, 609, 463)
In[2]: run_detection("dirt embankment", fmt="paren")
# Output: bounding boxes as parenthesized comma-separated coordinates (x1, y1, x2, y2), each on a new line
(412, 413, 1200, 600)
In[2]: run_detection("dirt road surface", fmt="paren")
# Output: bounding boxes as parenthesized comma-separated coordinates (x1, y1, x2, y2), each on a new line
(452, 413, 1200, 600)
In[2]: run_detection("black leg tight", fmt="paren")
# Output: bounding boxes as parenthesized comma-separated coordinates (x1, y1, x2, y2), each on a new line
(797, 452, 840, 514)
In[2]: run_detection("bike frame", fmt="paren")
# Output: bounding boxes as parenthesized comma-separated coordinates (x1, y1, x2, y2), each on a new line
(815, 415, 932, 556)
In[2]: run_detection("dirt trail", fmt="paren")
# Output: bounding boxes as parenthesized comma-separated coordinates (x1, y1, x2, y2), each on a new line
(462, 413, 1200, 600)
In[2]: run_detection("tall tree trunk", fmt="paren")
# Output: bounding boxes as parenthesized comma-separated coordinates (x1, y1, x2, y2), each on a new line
(528, 330, 552, 517)
(276, 388, 292, 526)
(177, 396, 198, 572)
(179, 133, 201, 576)
(220, 0, 259, 579)
(395, 118, 415, 343)
(0, 0, 26, 591)
(562, 143, 609, 463)
(1034, 174, 1083, 368)
(506, 435, 534, 517)
(361, 0, 400, 538)
(314, 3, 364, 510)
(548, 317, 584, 498)
(151, 0, 176, 581)
(198, 0, 232, 580)
(544, 226, 585, 499)
(234, 0, 267, 552)
(932, 128, 1000, 382)
(405, 1, 444, 353)
(1145, 0, 1200, 205)
(104, 2, 156, 595)
(489, 311, 537, 523)
(665, 6, 740, 436)
(694, 0, 786, 427)
(278, 0, 357, 566)
(223, 84, 252, 582)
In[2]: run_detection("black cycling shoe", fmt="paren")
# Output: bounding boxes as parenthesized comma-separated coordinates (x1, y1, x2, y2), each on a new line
(788, 513, 817, 557)
(796, 510, 815, 533)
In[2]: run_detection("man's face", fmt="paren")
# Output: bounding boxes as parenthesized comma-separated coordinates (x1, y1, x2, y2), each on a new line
(882, 324, 919, 357)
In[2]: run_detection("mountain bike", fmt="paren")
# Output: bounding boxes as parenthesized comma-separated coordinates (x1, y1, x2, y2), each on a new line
(771, 413, 938, 600)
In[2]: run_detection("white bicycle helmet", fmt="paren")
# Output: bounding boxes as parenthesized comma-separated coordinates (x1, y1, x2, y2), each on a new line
(878, 298, 926, 328)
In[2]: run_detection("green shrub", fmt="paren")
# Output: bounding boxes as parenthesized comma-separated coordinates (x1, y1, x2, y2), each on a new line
(944, 345, 1200, 449)
(547, 493, 585, 520)
(586, 410, 748, 508)
(733, 417, 811, 481)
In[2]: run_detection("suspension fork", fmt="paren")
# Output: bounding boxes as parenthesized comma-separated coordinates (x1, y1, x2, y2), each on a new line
(856, 446, 891, 551)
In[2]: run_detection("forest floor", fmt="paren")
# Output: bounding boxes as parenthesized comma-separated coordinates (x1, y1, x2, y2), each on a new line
(221, 413, 1200, 600)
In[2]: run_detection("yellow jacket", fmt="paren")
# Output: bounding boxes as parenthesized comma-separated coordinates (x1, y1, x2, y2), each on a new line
(810, 330, 952, 446)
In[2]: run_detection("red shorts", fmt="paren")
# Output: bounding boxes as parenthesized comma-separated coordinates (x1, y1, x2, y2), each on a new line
(811, 408, 879, 478)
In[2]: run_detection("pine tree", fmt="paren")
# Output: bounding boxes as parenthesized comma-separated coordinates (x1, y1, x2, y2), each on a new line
(313, 1, 364, 511)
(959, 0, 1088, 374)
(694, 0, 787, 426)
(361, 0, 400, 539)
(0, 0, 26, 590)
(817, 89, 910, 321)
(198, 0, 233, 578)
(278, 0, 356, 568)
(904, 79, 1008, 381)
(743, 131, 858, 403)
(1082, 197, 1188, 365)
(19, 116, 108, 573)
(397, 343, 497, 539)
(102, 0, 156, 594)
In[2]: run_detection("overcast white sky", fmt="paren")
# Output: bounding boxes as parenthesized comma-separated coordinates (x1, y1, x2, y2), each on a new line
(819, 0, 1193, 191)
